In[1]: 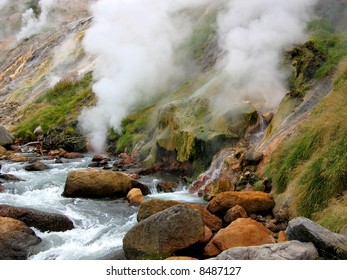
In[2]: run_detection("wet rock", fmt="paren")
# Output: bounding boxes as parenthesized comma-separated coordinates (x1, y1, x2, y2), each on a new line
(126, 188, 144, 206)
(63, 169, 149, 198)
(0, 126, 14, 146)
(0, 174, 23, 181)
(215, 240, 318, 260)
(25, 161, 50, 171)
(241, 151, 263, 167)
(137, 199, 222, 231)
(223, 205, 248, 225)
(0, 205, 74, 232)
(123, 205, 205, 260)
(204, 218, 276, 257)
(156, 181, 178, 193)
(207, 191, 275, 217)
(55, 158, 63, 164)
(48, 150, 61, 156)
(0, 217, 41, 260)
(63, 152, 84, 159)
(92, 154, 109, 162)
(0, 184, 4, 192)
(286, 217, 347, 259)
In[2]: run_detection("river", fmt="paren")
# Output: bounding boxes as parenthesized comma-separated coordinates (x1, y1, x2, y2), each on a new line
(0, 155, 202, 260)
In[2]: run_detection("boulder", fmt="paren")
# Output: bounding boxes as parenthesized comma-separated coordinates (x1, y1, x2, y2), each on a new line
(223, 205, 248, 224)
(137, 199, 222, 231)
(199, 226, 213, 244)
(63, 152, 84, 159)
(24, 161, 50, 171)
(286, 217, 347, 259)
(123, 205, 205, 260)
(0, 174, 23, 181)
(207, 191, 275, 217)
(0, 145, 7, 156)
(278, 231, 288, 243)
(156, 181, 178, 193)
(0, 126, 14, 146)
(165, 256, 199, 260)
(0, 217, 41, 260)
(126, 188, 144, 206)
(204, 218, 276, 257)
(0, 205, 74, 232)
(62, 169, 149, 198)
(7, 154, 28, 162)
(215, 240, 318, 260)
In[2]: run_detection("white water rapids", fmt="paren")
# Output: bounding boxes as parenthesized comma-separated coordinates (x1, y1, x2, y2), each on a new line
(0, 155, 202, 260)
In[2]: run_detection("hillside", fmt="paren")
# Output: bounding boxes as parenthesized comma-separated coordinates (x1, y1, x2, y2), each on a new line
(0, 0, 346, 235)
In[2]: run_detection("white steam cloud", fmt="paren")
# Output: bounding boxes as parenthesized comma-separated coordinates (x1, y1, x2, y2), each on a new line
(17, 0, 55, 40)
(79, 0, 212, 152)
(79, 0, 318, 152)
(216, 0, 318, 110)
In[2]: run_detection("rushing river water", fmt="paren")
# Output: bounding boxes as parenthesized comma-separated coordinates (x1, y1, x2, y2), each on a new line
(0, 155, 202, 260)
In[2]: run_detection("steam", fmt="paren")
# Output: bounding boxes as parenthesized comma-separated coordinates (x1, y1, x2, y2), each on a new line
(79, 0, 212, 152)
(79, 0, 318, 152)
(216, 0, 318, 110)
(16, 0, 55, 40)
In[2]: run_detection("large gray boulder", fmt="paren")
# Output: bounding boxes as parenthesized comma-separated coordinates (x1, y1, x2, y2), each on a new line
(286, 217, 347, 259)
(0, 217, 41, 260)
(62, 169, 149, 198)
(123, 205, 205, 260)
(215, 240, 318, 260)
(0, 205, 74, 232)
(0, 126, 14, 146)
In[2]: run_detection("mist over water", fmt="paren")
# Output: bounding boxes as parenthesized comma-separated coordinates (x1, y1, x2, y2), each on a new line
(78, 0, 318, 152)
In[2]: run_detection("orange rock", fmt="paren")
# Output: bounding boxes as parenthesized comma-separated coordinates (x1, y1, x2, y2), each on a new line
(126, 188, 144, 206)
(165, 257, 199, 260)
(278, 231, 288, 243)
(223, 205, 248, 224)
(204, 218, 276, 257)
(189, 204, 222, 232)
(199, 226, 213, 244)
(207, 191, 275, 217)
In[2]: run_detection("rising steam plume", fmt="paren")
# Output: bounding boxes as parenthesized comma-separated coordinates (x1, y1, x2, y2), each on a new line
(79, 0, 318, 152)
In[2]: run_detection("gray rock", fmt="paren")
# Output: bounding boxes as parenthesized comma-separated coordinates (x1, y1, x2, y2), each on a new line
(286, 217, 347, 259)
(25, 161, 50, 171)
(0, 204, 74, 232)
(0, 217, 41, 260)
(123, 205, 205, 260)
(215, 240, 319, 260)
(0, 126, 14, 146)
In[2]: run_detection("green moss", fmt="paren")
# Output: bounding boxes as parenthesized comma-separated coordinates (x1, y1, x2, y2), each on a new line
(14, 73, 94, 141)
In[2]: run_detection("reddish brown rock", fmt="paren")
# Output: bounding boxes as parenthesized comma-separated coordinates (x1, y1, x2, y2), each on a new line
(207, 191, 275, 217)
(0, 217, 41, 259)
(63, 152, 84, 159)
(25, 161, 50, 171)
(126, 188, 144, 206)
(204, 218, 276, 257)
(223, 205, 248, 224)
(278, 231, 288, 243)
(199, 226, 213, 244)
(48, 150, 61, 157)
(189, 204, 222, 232)
(7, 154, 28, 162)
(0, 204, 74, 232)
(92, 154, 109, 162)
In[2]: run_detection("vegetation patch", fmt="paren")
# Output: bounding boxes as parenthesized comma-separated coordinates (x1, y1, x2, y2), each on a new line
(267, 59, 347, 227)
(13, 73, 95, 146)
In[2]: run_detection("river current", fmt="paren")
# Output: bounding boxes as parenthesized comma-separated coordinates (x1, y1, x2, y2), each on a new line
(0, 155, 202, 260)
